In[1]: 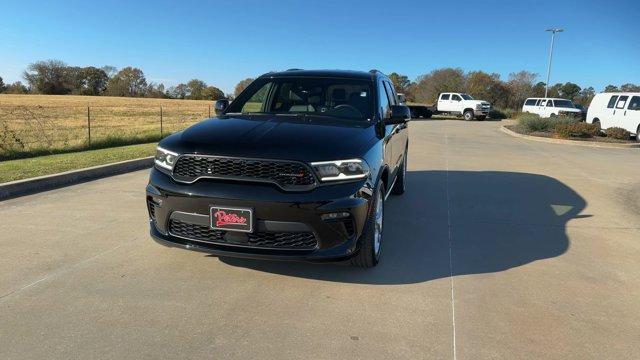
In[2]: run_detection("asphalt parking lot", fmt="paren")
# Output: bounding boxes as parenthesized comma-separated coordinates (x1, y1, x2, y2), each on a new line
(1, 120, 639, 359)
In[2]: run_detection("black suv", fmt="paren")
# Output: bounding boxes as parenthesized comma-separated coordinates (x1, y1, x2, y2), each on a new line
(147, 70, 410, 267)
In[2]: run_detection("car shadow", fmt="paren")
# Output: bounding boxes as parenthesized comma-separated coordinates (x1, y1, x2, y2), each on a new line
(218, 171, 587, 284)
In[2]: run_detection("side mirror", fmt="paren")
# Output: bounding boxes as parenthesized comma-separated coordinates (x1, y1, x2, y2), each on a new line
(385, 105, 410, 124)
(214, 99, 230, 116)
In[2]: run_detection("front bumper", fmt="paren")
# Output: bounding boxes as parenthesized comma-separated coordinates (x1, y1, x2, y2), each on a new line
(146, 168, 374, 262)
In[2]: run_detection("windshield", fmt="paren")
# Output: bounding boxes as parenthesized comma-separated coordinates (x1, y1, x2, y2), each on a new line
(554, 99, 575, 108)
(226, 77, 374, 121)
(460, 94, 474, 100)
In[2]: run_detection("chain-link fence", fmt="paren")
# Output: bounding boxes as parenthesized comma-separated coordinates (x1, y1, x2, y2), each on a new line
(0, 105, 212, 158)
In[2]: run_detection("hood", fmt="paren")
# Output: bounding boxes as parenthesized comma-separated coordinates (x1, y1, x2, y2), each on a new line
(160, 115, 379, 162)
(466, 100, 490, 106)
(560, 108, 582, 113)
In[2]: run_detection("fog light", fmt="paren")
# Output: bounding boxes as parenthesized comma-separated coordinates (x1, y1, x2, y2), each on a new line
(321, 212, 350, 221)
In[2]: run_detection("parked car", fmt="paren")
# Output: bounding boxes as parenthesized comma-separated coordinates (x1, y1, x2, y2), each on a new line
(587, 92, 640, 141)
(146, 69, 410, 267)
(522, 97, 583, 119)
(401, 92, 490, 120)
(573, 104, 588, 120)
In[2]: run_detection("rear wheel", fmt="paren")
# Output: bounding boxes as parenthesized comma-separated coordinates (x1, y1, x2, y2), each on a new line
(593, 118, 602, 135)
(477, 115, 486, 121)
(350, 181, 384, 268)
(463, 110, 474, 121)
(636, 124, 640, 143)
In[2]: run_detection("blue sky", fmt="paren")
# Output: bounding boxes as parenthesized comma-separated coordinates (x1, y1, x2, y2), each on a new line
(1, 0, 638, 94)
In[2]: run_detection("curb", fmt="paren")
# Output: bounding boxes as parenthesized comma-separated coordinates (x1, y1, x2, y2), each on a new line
(500, 126, 640, 149)
(0, 156, 154, 201)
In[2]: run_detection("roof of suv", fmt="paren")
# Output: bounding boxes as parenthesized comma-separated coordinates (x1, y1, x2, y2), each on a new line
(259, 69, 379, 81)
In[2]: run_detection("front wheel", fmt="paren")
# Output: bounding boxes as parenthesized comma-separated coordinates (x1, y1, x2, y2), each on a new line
(636, 124, 640, 143)
(350, 182, 384, 268)
(463, 110, 474, 121)
(477, 115, 486, 121)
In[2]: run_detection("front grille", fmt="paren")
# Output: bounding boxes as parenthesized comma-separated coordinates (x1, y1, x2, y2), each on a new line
(169, 219, 318, 250)
(171, 155, 316, 190)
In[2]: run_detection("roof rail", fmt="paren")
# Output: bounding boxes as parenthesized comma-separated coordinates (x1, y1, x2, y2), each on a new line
(286, 68, 303, 71)
(369, 69, 379, 74)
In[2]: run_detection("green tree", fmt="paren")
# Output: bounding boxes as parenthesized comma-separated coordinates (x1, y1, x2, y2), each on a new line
(0, 76, 5, 93)
(620, 83, 640, 92)
(81, 67, 109, 95)
(203, 86, 225, 100)
(388, 72, 411, 94)
(106, 67, 147, 97)
(575, 87, 595, 106)
(5, 81, 29, 94)
(186, 79, 207, 99)
(603, 85, 619, 92)
(234, 78, 254, 97)
(23, 59, 71, 94)
(168, 84, 188, 99)
(559, 82, 581, 100)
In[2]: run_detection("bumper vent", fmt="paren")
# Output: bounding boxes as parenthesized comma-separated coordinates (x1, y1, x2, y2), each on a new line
(171, 155, 316, 190)
(169, 219, 318, 250)
(147, 200, 157, 220)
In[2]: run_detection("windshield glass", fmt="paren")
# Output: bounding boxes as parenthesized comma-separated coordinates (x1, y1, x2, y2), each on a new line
(460, 94, 474, 100)
(554, 99, 575, 108)
(226, 77, 374, 121)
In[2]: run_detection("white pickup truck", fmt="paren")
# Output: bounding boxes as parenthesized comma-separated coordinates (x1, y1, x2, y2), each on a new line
(399, 92, 491, 120)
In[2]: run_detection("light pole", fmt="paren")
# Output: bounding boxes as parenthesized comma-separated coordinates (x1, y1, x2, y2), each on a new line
(544, 28, 563, 98)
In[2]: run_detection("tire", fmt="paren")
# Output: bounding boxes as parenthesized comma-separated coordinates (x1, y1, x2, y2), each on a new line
(477, 115, 486, 121)
(350, 181, 384, 268)
(463, 110, 474, 121)
(391, 150, 407, 195)
(410, 110, 419, 119)
(636, 125, 640, 143)
(550, 113, 557, 118)
(425, 111, 432, 119)
(593, 118, 603, 135)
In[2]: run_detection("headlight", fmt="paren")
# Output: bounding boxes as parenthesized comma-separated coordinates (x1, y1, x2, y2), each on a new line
(310, 159, 369, 182)
(155, 146, 179, 171)
(475, 104, 483, 110)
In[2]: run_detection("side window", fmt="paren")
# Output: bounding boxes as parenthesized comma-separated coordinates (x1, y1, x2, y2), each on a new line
(539, 100, 546, 107)
(451, 94, 462, 101)
(535, 99, 542, 106)
(525, 99, 536, 106)
(441, 94, 450, 100)
(628, 96, 640, 110)
(378, 82, 391, 119)
(607, 95, 619, 109)
(546, 100, 554, 107)
(615, 96, 629, 109)
(383, 82, 397, 106)
(241, 82, 272, 113)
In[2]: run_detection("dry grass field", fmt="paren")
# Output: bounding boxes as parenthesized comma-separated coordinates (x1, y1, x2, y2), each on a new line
(0, 94, 214, 159)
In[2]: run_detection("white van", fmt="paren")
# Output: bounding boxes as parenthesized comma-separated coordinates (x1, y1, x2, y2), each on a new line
(522, 97, 582, 118)
(587, 93, 640, 140)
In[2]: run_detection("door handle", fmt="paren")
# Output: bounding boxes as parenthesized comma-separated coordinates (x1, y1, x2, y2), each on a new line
(624, 111, 627, 116)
